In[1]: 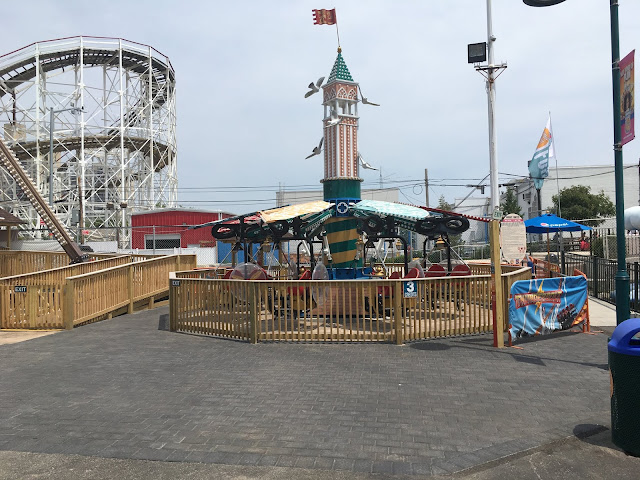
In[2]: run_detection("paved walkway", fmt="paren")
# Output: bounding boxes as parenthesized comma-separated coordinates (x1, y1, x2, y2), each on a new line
(0, 303, 618, 477)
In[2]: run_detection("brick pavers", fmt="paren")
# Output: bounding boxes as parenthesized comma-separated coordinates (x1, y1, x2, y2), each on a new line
(0, 307, 611, 476)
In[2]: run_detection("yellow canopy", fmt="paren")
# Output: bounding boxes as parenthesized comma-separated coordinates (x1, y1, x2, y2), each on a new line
(260, 201, 332, 223)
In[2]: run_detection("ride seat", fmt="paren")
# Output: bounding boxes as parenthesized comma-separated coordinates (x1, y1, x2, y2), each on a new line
(404, 267, 421, 279)
(379, 271, 401, 297)
(425, 264, 447, 277)
(449, 264, 471, 276)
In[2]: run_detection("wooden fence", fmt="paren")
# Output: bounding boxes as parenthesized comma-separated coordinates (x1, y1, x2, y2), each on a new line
(0, 250, 164, 278)
(170, 266, 531, 344)
(0, 251, 70, 276)
(0, 254, 196, 329)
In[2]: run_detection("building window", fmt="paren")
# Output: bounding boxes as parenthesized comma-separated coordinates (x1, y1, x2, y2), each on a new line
(145, 234, 180, 249)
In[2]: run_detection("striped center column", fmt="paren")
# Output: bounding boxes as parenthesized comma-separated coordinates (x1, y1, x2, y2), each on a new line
(323, 179, 362, 269)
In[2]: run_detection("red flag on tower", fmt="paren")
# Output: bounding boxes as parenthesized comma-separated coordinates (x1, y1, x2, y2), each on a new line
(312, 9, 337, 25)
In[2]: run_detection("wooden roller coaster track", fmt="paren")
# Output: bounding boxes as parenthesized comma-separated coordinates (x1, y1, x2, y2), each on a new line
(0, 136, 86, 263)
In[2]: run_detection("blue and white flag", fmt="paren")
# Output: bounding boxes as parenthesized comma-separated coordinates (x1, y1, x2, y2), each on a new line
(528, 116, 554, 190)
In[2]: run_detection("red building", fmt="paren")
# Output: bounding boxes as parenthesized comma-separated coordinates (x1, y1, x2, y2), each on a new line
(130, 209, 234, 249)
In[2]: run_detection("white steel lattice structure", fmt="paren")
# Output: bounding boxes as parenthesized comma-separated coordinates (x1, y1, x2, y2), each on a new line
(0, 36, 177, 244)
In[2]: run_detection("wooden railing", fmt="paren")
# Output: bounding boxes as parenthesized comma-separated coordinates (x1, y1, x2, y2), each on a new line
(0, 251, 69, 276)
(0, 254, 196, 329)
(170, 265, 533, 343)
(65, 255, 196, 328)
(0, 250, 121, 277)
(170, 273, 502, 343)
(0, 256, 132, 287)
(0, 250, 165, 278)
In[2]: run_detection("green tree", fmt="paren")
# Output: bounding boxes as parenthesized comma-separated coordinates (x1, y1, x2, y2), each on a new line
(550, 185, 615, 226)
(435, 195, 464, 247)
(437, 195, 453, 211)
(500, 187, 522, 216)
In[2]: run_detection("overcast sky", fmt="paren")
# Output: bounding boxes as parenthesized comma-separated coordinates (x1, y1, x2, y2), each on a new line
(4, 0, 640, 214)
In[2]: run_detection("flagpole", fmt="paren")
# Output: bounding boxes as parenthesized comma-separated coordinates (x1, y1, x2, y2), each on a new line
(549, 113, 561, 218)
(549, 113, 564, 273)
(335, 16, 341, 48)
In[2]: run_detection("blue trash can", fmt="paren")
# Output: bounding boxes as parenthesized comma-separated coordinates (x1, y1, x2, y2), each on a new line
(608, 318, 640, 456)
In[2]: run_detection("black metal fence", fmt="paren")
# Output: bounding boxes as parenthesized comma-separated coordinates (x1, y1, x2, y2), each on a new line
(564, 252, 640, 312)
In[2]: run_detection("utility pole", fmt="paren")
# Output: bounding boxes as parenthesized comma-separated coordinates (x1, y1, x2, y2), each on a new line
(469, 0, 507, 348)
(424, 168, 429, 207)
(486, 0, 498, 211)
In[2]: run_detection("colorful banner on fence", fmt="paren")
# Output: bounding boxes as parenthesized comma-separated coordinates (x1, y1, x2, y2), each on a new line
(620, 50, 635, 146)
(528, 116, 554, 190)
(508, 276, 588, 341)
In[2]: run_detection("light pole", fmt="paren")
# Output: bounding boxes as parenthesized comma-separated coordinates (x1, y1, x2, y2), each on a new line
(523, 0, 629, 325)
(469, 0, 508, 347)
(48, 105, 82, 207)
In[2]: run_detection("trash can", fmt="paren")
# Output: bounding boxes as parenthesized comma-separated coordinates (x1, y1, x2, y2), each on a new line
(608, 318, 640, 456)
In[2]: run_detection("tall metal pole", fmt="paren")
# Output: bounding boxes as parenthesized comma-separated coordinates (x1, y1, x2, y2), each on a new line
(486, 0, 499, 211)
(48, 107, 54, 207)
(610, 0, 629, 325)
(424, 168, 429, 207)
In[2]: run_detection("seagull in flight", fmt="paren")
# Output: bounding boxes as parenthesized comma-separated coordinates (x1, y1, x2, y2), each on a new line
(305, 138, 324, 159)
(304, 77, 325, 98)
(325, 109, 341, 127)
(358, 153, 378, 170)
(358, 86, 380, 106)
(362, 97, 380, 106)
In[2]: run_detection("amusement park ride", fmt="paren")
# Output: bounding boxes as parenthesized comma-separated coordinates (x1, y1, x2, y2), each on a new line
(0, 135, 87, 263)
(195, 45, 476, 279)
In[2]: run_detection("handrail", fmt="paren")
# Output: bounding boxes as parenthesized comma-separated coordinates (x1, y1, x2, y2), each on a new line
(0, 254, 197, 330)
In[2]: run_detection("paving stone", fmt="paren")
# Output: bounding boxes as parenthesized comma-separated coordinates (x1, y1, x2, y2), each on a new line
(0, 306, 611, 475)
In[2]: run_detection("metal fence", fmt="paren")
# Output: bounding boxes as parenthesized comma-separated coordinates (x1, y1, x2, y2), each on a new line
(564, 252, 640, 312)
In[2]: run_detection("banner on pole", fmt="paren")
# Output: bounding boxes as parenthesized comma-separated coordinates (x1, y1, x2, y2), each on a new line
(620, 50, 635, 146)
(508, 276, 588, 341)
(312, 9, 337, 25)
(528, 116, 554, 190)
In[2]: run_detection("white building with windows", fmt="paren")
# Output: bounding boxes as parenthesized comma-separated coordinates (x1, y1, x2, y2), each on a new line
(502, 164, 639, 220)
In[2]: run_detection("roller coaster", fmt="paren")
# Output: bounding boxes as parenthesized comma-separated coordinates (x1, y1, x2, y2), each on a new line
(0, 37, 177, 246)
(0, 136, 85, 263)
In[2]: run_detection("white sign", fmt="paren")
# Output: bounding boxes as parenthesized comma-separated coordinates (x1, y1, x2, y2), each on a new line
(403, 281, 417, 298)
(500, 214, 527, 264)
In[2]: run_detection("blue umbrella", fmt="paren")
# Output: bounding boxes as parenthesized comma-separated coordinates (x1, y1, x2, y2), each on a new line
(524, 213, 591, 260)
(524, 213, 591, 233)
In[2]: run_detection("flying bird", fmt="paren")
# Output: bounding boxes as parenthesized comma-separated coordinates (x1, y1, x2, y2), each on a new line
(361, 97, 380, 106)
(304, 77, 325, 98)
(305, 138, 324, 159)
(325, 109, 341, 127)
(358, 153, 378, 171)
(358, 86, 380, 106)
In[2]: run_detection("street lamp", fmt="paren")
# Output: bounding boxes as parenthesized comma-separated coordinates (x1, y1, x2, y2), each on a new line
(522, 0, 629, 325)
(467, 0, 507, 212)
(48, 105, 83, 207)
(468, 0, 508, 348)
